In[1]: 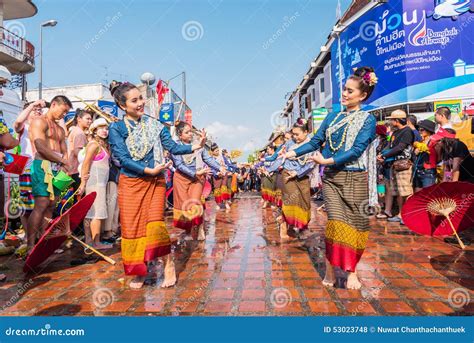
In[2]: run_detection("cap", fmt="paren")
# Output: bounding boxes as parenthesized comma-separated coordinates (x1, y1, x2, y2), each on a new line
(386, 110, 407, 119)
(418, 120, 436, 134)
(89, 118, 108, 132)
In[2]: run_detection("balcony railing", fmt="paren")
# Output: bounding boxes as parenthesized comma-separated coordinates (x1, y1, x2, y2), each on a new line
(0, 26, 35, 64)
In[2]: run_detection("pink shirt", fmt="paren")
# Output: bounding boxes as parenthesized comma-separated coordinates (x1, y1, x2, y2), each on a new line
(67, 126, 88, 175)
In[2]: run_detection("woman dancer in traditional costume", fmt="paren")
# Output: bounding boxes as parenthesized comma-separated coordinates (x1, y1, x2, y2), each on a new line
(217, 149, 233, 209)
(222, 149, 238, 202)
(283, 67, 377, 289)
(266, 132, 291, 209)
(108, 81, 206, 289)
(170, 121, 223, 241)
(209, 143, 229, 211)
(260, 145, 275, 208)
(268, 119, 315, 239)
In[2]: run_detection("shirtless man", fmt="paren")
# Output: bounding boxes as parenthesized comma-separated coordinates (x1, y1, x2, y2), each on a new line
(27, 95, 72, 252)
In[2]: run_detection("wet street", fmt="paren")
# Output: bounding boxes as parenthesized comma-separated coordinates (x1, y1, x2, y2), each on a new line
(0, 193, 473, 316)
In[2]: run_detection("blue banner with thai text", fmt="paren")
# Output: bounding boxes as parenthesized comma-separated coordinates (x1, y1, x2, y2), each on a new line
(332, 0, 474, 111)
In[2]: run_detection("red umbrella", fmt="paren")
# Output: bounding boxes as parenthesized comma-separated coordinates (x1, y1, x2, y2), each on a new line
(401, 182, 474, 249)
(24, 193, 97, 273)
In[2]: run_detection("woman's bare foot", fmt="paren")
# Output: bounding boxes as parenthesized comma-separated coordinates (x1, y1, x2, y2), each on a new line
(161, 256, 177, 288)
(279, 222, 290, 239)
(225, 202, 231, 211)
(215, 204, 221, 211)
(346, 272, 362, 290)
(197, 224, 206, 241)
(262, 201, 268, 209)
(322, 259, 336, 287)
(129, 276, 146, 289)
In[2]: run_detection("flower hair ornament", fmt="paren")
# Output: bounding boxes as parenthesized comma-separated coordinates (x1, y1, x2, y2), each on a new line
(296, 118, 307, 125)
(363, 72, 378, 86)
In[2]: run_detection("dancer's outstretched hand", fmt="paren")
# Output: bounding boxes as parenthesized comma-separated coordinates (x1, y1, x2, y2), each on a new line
(282, 150, 296, 162)
(147, 161, 171, 176)
(191, 129, 207, 151)
(197, 167, 212, 176)
(311, 151, 327, 165)
(277, 146, 287, 158)
(198, 129, 207, 147)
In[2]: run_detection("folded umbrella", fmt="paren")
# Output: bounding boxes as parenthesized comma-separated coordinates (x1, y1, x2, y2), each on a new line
(23, 192, 115, 273)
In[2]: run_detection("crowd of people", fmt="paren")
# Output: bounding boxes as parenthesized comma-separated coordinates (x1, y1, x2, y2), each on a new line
(255, 67, 473, 289)
(0, 66, 472, 291)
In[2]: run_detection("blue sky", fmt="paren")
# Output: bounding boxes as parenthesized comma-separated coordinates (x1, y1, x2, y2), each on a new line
(17, 0, 350, 158)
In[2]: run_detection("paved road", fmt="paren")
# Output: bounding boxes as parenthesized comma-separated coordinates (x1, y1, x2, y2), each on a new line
(0, 193, 473, 315)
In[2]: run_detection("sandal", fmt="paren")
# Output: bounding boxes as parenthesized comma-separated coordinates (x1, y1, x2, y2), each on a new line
(376, 211, 392, 219)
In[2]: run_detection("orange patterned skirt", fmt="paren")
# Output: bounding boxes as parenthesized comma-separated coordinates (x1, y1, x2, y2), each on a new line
(173, 171, 204, 232)
(118, 174, 171, 276)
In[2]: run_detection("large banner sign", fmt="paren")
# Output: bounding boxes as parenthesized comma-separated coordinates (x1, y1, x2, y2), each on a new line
(332, 0, 474, 111)
(98, 100, 119, 118)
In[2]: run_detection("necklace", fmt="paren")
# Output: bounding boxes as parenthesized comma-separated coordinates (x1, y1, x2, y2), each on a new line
(181, 140, 195, 165)
(290, 138, 310, 165)
(124, 117, 150, 160)
(327, 110, 358, 152)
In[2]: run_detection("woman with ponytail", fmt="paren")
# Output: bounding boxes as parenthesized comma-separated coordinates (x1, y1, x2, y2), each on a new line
(268, 119, 315, 239)
(170, 121, 223, 241)
(108, 81, 207, 289)
(283, 66, 378, 290)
